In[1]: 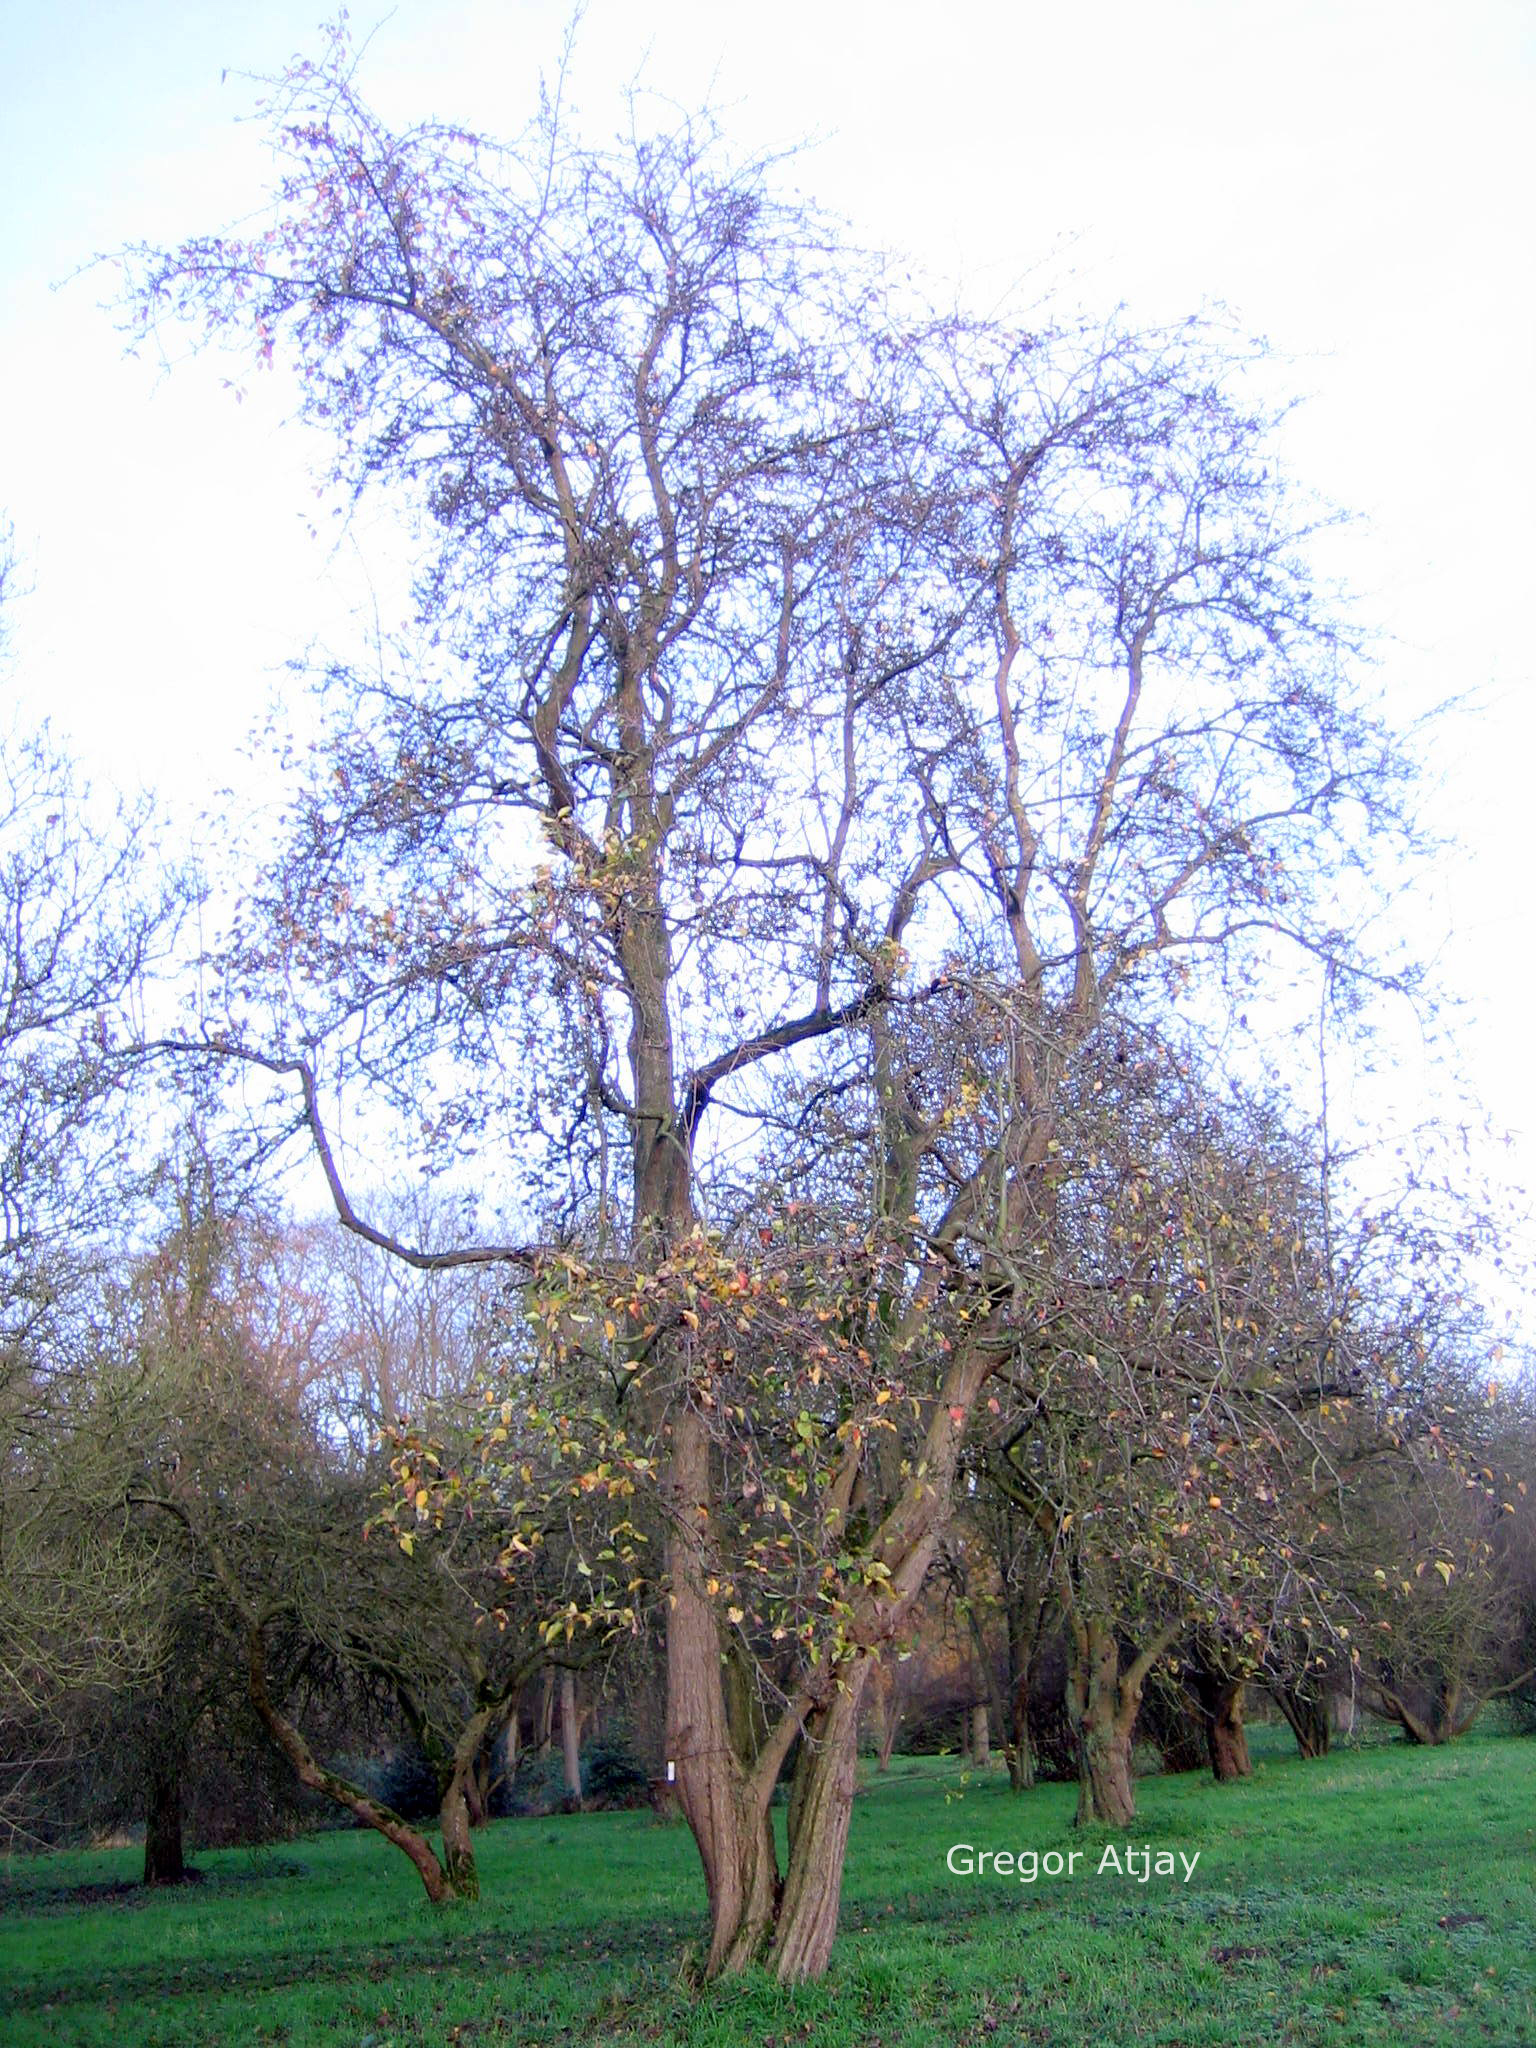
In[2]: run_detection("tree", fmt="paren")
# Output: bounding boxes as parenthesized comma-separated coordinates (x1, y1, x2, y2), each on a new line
(1347, 1371, 1535, 1746)
(115, 1179, 610, 1905)
(0, 533, 186, 1840)
(128, 26, 1422, 1978)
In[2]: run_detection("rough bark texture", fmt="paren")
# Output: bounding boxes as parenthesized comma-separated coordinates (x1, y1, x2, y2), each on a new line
(771, 1666, 872, 1981)
(1187, 1672, 1251, 1781)
(664, 1407, 764, 1977)
(143, 1757, 187, 1886)
(1069, 1616, 1173, 1827)
(1203, 1678, 1251, 1781)
(439, 1706, 498, 1902)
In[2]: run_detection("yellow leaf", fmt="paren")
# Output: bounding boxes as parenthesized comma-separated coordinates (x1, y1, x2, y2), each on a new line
(414, 1488, 429, 1511)
(1433, 1560, 1453, 1584)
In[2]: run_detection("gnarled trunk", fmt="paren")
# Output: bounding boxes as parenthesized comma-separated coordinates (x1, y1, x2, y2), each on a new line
(245, 1613, 457, 1904)
(771, 1663, 873, 1981)
(1195, 1674, 1251, 1781)
(439, 1704, 500, 1902)
(1069, 1615, 1172, 1827)
(1079, 1720, 1136, 1826)
(143, 1755, 187, 1886)
(1366, 1671, 1483, 1747)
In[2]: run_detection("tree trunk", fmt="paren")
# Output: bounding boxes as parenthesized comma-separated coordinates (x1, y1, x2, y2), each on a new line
(665, 1405, 776, 1977)
(560, 1669, 583, 1804)
(771, 1663, 872, 1982)
(1008, 1668, 1035, 1792)
(245, 1615, 457, 1904)
(1078, 1714, 1136, 1827)
(439, 1775, 479, 1901)
(143, 1756, 187, 1886)
(439, 1706, 498, 1903)
(535, 1668, 555, 1758)
(465, 1750, 490, 1828)
(661, 1297, 997, 1978)
(1196, 1675, 1252, 1781)
(1270, 1681, 1331, 1758)
(872, 1666, 901, 1772)
(1068, 1615, 1170, 1828)
(971, 1703, 990, 1769)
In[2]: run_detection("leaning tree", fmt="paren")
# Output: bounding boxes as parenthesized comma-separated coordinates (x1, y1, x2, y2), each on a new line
(127, 26, 1425, 1977)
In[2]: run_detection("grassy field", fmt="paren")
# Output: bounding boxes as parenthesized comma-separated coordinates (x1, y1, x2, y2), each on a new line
(3, 1728, 1533, 2047)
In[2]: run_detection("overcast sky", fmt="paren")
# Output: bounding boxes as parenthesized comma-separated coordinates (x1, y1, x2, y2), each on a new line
(2, 0, 1533, 1191)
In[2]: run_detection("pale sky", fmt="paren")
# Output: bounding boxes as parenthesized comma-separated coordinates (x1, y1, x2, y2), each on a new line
(2, 0, 1533, 1202)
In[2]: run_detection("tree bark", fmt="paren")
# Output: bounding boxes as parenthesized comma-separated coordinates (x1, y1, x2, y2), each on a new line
(1195, 1674, 1252, 1781)
(560, 1669, 583, 1805)
(971, 1703, 990, 1769)
(143, 1756, 187, 1886)
(1069, 1616, 1173, 1827)
(1008, 1668, 1035, 1791)
(871, 1665, 902, 1772)
(771, 1663, 872, 1982)
(439, 1706, 498, 1902)
(664, 1404, 773, 1976)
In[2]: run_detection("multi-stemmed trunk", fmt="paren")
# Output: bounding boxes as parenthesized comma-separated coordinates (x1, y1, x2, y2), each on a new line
(1068, 1615, 1176, 1827)
(1269, 1678, 1332, 1758)
(663, 1346, 998, 1979)
(772, 1668, 874, 1979)
(619, 739, 1003, 1979)
(1367, 1673, 1477, 1747)
(436, 1704, 507, 1902)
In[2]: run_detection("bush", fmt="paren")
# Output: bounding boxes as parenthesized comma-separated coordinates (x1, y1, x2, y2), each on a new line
(582, 1740, 651, 1810)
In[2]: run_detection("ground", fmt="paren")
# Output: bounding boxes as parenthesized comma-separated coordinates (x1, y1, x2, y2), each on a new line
(3, 1728, 1533, 2046)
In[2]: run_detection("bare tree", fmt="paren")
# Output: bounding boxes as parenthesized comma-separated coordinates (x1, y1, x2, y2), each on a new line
(126, 28, 1425, 1978)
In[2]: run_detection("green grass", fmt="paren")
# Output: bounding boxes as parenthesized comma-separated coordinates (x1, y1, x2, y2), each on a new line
(4, 1730, 1534, 2046)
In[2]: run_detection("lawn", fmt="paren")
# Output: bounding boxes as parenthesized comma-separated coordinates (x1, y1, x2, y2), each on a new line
(3, 1729, 1533, 2047)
